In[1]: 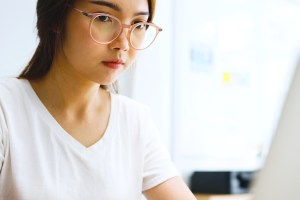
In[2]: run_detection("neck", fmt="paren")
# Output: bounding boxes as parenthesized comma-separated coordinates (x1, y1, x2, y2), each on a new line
(29, 65, 107, 116)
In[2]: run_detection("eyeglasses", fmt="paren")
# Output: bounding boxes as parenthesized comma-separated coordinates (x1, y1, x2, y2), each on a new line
(73, 8, 163, 50)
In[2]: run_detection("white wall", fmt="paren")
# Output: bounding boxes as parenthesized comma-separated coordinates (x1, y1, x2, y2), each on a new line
(0, 1, 37, 77)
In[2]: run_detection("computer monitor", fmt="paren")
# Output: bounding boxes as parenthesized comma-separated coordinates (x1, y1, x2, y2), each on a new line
(251, 58, 300, 200)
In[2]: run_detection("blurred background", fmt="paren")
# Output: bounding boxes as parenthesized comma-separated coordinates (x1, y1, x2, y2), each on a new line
(1, 0, 300, 194)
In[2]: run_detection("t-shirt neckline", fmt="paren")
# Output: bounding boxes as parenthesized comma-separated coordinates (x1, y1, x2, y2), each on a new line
(20, 79, 118, 153)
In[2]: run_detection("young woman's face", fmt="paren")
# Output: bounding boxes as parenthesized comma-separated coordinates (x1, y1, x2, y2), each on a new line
(55, 0, 149, 85)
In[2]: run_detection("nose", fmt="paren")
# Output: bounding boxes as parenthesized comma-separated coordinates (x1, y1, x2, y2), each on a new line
(108, 27, 130, 51)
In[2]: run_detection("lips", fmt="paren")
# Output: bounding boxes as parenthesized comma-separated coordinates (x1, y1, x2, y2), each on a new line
(102, 59, 125, 69)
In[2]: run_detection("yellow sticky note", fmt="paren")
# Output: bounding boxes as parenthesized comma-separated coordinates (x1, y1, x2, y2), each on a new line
(223, 71, 231, 84)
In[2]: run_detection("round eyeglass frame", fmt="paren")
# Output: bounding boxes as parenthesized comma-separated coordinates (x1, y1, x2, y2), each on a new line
(73, 8, 163, 50)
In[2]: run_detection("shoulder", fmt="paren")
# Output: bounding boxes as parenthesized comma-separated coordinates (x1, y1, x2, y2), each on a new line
(0, 77, 26, 93)
(0, 77, 29, 105)
(112, 93, 151, 117)
(111, 93, 155, 132)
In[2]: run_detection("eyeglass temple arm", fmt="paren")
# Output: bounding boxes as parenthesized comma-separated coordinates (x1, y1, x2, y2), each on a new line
(73, 7, 92, 18)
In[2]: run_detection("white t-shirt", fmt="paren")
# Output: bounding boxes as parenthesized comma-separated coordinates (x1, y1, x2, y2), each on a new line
(0, 78, 178, 200)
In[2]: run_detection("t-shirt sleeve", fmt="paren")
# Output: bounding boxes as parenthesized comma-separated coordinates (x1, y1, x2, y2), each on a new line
(0, 105, 7, 173)
(142, 108, 180, 191)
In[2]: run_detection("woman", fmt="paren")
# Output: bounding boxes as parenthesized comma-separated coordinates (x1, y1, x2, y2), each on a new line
(0, 0, 197, 199)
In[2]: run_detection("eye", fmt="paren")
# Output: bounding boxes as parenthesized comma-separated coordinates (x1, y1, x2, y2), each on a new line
(95, 15, 113, 22)
(135, 22, 147, 30)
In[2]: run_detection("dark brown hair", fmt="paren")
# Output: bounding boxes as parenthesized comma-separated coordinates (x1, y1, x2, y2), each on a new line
(19, 0, 156, 91)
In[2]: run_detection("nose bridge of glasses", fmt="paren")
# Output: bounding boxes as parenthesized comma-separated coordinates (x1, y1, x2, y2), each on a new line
(113, 23, 131, 45)
(121, 24, 133, 31)
(116, 24, 133, 40)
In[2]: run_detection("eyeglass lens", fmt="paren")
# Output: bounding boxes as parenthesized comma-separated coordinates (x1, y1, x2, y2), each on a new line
(90, 14, 158, 49)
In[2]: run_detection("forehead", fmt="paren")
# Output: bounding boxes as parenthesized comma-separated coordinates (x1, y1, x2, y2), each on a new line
(76, 0, 149, 14)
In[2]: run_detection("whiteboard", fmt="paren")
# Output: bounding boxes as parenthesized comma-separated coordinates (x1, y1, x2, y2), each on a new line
(172, 0, 300, 174)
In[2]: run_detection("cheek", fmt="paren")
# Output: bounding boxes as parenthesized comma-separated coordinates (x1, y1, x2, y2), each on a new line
(63, 22, 100, 61)
(63, 14, 94, 48)
(65, 23, 91, 49)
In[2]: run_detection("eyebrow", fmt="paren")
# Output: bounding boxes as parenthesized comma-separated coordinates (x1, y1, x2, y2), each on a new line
(89, 0, 149, 16)
(135, 11, 149, 17)
(89, 0, 121, 12)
